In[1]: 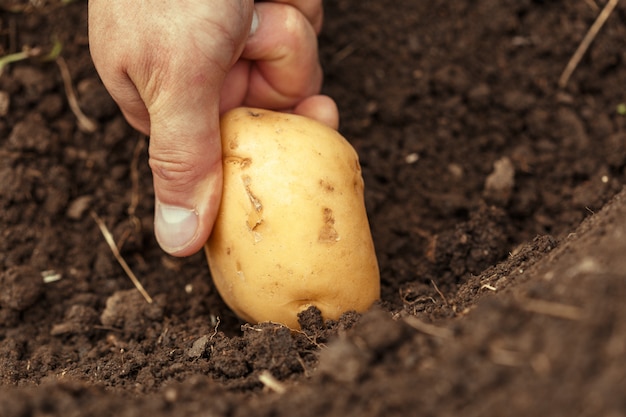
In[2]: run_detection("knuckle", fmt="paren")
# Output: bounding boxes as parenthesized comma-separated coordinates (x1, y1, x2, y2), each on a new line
(283, 5, 310, 37)
(148, 150, 205, 193)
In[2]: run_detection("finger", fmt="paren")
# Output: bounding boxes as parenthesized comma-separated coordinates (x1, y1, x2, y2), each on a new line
(219, 59, 252, 113)
(265, 0, 324, 33)
(294, 95, 339, 130)
(242, 2, 323, 110)
(147, 70, 224, 257)
(145, 33, 255, 257)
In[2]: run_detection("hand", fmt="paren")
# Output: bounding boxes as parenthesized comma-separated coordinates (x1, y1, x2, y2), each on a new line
(89, 0, 338, 256)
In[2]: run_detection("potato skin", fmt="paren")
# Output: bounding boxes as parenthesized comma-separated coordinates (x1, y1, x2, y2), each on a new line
(205, 107, 380, 329)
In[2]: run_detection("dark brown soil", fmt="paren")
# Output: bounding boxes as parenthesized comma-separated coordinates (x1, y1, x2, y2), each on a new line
(1, 1, 626, 415)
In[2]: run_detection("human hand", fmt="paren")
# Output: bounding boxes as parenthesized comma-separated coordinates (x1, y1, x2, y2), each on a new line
(88, 0, 338, 256)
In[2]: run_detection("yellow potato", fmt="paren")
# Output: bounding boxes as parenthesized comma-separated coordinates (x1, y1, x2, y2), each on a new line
(205, 107, 380, 329)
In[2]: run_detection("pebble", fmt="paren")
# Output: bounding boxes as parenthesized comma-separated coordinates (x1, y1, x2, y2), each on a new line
(0, 265, 44, 311)
(484, 156, 516, 205)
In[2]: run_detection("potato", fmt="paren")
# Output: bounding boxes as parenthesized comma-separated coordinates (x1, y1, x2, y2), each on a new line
(205, 107, 380, 329)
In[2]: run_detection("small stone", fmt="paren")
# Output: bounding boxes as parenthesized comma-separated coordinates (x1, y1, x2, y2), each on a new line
(100, 289, 163, 337)
(13, 66, 56, 99)
(51, 305, 99, 336)
(66, 195, 94, 220)
(0, 266, 44, 311)
(8, 116, 53, 154)
(484, 156, 515, 205)
(187, 335, 210, 358)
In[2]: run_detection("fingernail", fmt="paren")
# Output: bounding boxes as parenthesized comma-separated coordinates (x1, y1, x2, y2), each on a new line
(154, 202, 198, 253)
(249, 8, 259, 35)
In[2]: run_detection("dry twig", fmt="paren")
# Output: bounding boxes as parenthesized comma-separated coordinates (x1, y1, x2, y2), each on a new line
(430, 279, 449, 305)
(209, 316, 221, 340)
(404, 316, 453, 339)
(91, 211, 153, 304)
(559, 0, 620, 88)
(56, 56, 98, 133)
(258, 370, 287, 394)
(583, 0, 600, 12)
(518, 297, 584, 321)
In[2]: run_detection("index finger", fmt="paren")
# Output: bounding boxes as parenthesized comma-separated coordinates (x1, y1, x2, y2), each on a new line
(243, 2, 322, 109)
(259, 0, 323, 33)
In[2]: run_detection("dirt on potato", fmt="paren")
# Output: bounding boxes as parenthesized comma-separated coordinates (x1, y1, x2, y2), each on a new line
(1, 1, 626, 416)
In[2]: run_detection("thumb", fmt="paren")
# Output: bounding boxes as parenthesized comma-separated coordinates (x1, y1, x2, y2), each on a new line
(144, 16, 254, 256)
(149, 90, 223, 257)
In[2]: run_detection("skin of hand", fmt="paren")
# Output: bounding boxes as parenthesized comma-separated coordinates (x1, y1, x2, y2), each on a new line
(88, 0, 338, 257)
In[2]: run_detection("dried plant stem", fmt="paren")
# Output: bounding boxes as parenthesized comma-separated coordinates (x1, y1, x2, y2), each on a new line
(558, 0, 620, 88)
(258, 370, 287, 394)
(404, 316, 453, 339)
(56, 56, 98, 133)
(583, 0, 599, 12)
(91, 211, 153, 304)
(209, 316, 221, 340)
(431, 279, 449, 305)
(519, 297, 584, 321)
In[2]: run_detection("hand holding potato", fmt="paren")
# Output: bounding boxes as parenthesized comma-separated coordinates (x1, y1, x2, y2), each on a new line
(89, 0, 338, 256)
(205, 108, 380, 329)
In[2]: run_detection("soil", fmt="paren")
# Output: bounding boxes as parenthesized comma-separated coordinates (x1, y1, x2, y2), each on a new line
(1, 0, 626, 416)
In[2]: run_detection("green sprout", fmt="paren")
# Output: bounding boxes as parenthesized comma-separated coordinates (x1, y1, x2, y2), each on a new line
(41, 39, 64, 62)
(0, 39, 63, 74)
(0, 48, 40, 73)
(617, 103, 626, 116)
